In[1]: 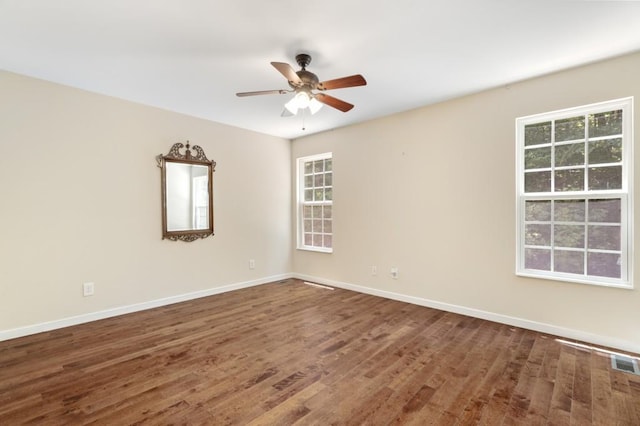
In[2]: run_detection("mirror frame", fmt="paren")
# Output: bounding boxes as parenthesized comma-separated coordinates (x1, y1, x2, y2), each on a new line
(157, 141, 216, 242)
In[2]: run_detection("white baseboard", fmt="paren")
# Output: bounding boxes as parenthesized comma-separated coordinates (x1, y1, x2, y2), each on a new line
(293, 273, 640, 355)
(0, 273, 293, 342)
(4, 272, 638, 355)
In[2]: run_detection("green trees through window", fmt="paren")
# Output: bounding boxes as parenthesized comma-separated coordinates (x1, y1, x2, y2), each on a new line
(298, 153, 333, 252)
(517, 99, 632, 287)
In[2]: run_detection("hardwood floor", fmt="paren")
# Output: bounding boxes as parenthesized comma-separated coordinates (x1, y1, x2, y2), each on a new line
(1, 279, 639, 425)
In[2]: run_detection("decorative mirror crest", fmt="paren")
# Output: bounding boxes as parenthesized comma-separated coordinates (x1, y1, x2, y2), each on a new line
(163, 141, 215, 165)
(157, 141, 215, 242)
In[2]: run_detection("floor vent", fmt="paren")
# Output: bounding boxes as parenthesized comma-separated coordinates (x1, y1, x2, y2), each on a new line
(611, 354, 640, 375)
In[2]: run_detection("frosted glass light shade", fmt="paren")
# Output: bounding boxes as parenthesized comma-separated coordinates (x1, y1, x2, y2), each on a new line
(309, 98, 323, 115)
(284, 97, 299, 115)
(284, 92, 323, 115)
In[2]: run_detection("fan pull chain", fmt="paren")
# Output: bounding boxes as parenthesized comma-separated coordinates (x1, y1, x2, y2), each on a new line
(301, 108, 306, 131)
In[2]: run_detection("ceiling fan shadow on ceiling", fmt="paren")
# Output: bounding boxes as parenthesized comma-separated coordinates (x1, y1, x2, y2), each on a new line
(236, 53, 367, 117)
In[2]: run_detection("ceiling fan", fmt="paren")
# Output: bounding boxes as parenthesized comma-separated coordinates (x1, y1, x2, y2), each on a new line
(236, 53, 367, 115)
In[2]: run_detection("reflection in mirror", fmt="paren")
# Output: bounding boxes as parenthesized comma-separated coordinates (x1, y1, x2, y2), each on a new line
(166, 163, 209, 231)
(157, 142, 216, 242)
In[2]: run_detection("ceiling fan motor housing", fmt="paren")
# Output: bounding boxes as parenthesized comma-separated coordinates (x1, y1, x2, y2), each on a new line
(293, 70, 319, 91)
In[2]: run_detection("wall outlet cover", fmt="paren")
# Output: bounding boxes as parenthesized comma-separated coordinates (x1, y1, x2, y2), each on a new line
(390, 267, 399, 279)
(83, 282, 95, 297)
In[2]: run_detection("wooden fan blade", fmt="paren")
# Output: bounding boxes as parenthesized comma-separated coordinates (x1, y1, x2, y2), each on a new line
(314, 93, 354, 112)
(271, 62, 303, 86)
(317, 74, 367, 91)
(236, 89, 289, 97)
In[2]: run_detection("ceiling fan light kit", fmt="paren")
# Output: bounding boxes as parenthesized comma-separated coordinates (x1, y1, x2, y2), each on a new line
(236, 53, 367, 116)
(284, 91, 323, 115)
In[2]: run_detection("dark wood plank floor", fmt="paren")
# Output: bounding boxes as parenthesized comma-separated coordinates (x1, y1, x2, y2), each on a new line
(1, 279, 639, 425)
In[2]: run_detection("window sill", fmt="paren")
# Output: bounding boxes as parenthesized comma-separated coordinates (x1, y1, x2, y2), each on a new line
(297, 246, 333, 254)
(516, 271, 633, 290)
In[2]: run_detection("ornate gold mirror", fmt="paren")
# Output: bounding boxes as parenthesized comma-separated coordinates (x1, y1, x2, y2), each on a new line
(157, 142, 216, 241)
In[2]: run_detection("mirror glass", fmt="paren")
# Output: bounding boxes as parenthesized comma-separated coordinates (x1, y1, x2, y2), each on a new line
(158, 142, 215, 241)
(166, 162, 210, 231)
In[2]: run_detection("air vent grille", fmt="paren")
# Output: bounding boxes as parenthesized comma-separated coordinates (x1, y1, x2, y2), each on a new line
(611, 355, 640, 375)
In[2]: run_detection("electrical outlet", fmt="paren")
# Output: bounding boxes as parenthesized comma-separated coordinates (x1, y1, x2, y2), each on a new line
(371, 265, 378, 276)
(83, 282, 95, 297)
(390, 267, 399, 279)
(249, 259, 255, 269)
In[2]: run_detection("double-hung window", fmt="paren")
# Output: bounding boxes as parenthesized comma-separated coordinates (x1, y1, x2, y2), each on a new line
(516, 98, 633, 288)
(297, 153, 333, 252)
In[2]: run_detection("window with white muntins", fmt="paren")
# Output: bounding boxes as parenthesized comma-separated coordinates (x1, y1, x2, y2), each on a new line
(516, 98, 633, 288)
(297, 153, 333, 252)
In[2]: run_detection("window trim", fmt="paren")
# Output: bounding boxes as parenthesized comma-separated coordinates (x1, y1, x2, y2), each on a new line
(515, 97, 634, 289)
(296, 152, 333, 253)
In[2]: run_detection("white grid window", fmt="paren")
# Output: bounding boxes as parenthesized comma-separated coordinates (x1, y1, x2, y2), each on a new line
(297, 153, 333, 252)
(516, 98, 633, 288)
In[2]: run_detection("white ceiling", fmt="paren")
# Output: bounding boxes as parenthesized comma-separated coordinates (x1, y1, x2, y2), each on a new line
(1, 1, 640, 140)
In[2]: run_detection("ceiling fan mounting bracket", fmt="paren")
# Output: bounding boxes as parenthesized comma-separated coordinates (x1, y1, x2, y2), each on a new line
(295, 53, 312, 70)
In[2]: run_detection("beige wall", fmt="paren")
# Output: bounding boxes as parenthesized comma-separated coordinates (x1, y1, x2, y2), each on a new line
(0, 70, 292, 332)
(3, 52, 640, 351)
(292, 52, 640, 351)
